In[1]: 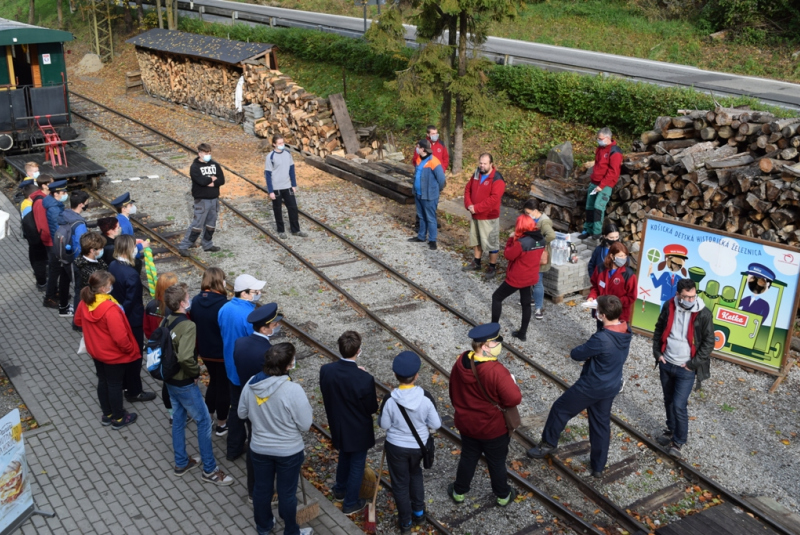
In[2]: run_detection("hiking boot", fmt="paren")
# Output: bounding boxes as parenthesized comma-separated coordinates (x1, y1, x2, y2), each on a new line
(668, 442, 683, 458)
(101, 413, 113, 426)
(511, 330, 527, 342)
(656, 429, 673, 447)
(428, 241, 437, 250)
(527, 441, 557, 459)
(496, 487, 517, 507)
(111, 412, 137, 430)
(204, 245, 221, 252)
(534, 308, 544, 320)
(341, 499, 367, 515)
(462, 259, 481, 272)
(215, 424, 228, 437)
(126, 391, 156, 402)
(447, 483, 464, 504)
(407, 236, 424, 243)
(331, 488, 346, 502)
(174, 456, 200, 476)
(202, 469, 234, 486)
(484, 265, 497, 279)
(591, 470, 603, 479)
(43, 297, 59, 309)
(278, 232, 288, 239)
(578, 232, 590, 240)
(292, 231, 309, 237)
(178, 248, 190, 257)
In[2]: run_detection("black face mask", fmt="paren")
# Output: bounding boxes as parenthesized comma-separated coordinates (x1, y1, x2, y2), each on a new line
(605, 238, 619, 245)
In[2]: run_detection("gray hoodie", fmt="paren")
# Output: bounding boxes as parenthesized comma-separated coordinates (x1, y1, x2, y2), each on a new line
(379, 386, 442, 450)
(663, 295, 705, 366)
(238, 372, 313, 457)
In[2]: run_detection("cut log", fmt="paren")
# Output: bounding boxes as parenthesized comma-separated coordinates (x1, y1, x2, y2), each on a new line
(770, 118, 800, 134)
(780, 147, 798, 160)
(663, 128, 696, 139)
(530, 178, 578, 208)
(738, 123, 762, 136)
(700, 127, 718, 140)
(640, 130, 663, 145)
(706, 153, 754, 169)
(654, 139, 699, 154)
(717, 125, 735, 139)
(304, 156, 412, 204)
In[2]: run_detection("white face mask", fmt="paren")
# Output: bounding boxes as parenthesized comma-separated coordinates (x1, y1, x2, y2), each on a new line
(32, 171, 40, 179)
(275, 144, 285, 152)
(270, 325, 281, 336)
(95, 248, 104, 259)
(202, 154, 212, 162)
(430, 134, 439, 142)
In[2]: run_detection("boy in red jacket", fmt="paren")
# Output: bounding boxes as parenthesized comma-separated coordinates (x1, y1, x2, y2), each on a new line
(448, 323, 521, 507)
(463, 153, 506, 279)
(579, 128, 622, 240)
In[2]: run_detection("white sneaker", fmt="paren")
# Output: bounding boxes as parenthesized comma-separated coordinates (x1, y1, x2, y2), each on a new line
(299, 528, 313, 535)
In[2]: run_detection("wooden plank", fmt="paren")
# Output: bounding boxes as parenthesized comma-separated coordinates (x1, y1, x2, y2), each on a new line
(530, 178, 578, 208)
(328, 93, 360, 155)
(744, 497, 800, 535)
(303, 156, 413, 205)
(325, 155, 413, 196)
(627, 482, 686, 514)
(598, 455, 638, 484)
(555, 440, 591, 457)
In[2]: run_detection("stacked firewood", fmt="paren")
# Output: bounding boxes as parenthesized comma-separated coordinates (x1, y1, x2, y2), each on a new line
(135, 50, 241, 121)
(241, 64, 342, 157)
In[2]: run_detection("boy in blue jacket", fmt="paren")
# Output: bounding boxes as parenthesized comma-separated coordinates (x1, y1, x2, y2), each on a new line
(527, 295, 631, 477)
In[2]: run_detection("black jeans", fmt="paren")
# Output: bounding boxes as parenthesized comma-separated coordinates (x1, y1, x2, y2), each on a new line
(45, 248, 72, 308)
(203, 359, 230, 421)
(94, 359, 127, 420)
(491, 281, 532, 336)
(454, 433, 510, 498)
(272, 189, 300, 234)
(123, 357, 144, 398)
(28, 241, 47, 286)
(227, 382, 247, 458)
(385, 441, 425, 526)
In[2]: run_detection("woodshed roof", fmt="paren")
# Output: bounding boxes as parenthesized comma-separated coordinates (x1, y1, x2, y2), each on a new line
(126, 29, 273, 66)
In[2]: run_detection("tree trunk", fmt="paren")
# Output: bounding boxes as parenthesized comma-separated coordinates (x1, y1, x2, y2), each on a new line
(165, 0, 174, 30)
(136, 0, 145, 27)
(156, 0, 163, 28)
(440, 16, 456, 161)
(124, 1, 133, 32)
(57, 0, 63, 28)
(452, 11, 467, 175)
(29, 0, 35, 24)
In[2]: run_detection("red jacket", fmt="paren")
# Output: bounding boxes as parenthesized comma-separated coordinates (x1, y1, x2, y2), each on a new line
(589, 265, 637, 323)
(590, 141, 623, 190)
(31, 191, 52, 246)
(449, 352, 521, 440)
(464, 166, 505, 220)
(503, 234, 543, 288)
(412, 136, 449, 171)
(74, 298, 141, 365)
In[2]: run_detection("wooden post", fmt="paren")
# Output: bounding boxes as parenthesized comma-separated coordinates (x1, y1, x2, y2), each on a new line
(342, 66, 347, 100)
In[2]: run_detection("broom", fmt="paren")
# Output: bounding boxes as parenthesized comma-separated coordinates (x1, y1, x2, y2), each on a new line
(295, 475, 320, 525)
(364, 448, 386, 533)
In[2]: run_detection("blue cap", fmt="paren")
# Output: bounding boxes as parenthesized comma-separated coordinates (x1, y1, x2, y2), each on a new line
(247, 302, 282, 325)
(745, 263, 775, 282)
(50, 180, 68, 191)
(18, 179, 34, 189)
(392, 351, 421, 377)
(111, 192, 134, 208)
(467, 323, 503, 343)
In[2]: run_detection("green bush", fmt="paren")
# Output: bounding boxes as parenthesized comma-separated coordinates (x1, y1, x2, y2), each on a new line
(488, 64, 794, 134)
(178, 19, 410, 78)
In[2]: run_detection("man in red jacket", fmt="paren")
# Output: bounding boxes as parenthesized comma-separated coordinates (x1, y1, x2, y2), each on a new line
(579, 128, 622, 240)
(448, 323, 521, 507)
(463, 154, 506, 279)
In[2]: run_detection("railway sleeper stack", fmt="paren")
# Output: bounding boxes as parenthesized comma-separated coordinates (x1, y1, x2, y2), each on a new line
(303, 154, 415, 205)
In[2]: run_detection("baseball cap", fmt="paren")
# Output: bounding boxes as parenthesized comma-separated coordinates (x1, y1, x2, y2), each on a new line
(233, 274, 266, 293)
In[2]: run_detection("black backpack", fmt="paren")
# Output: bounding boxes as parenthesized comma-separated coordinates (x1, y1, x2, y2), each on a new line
(53, 218, 83, 264)
(21, 197, 42, 245)
(145, 316, 188, 381)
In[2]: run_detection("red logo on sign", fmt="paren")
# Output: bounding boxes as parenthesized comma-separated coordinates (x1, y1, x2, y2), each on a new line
(716, 308, 748, 327)
(784, 253, 794, 263)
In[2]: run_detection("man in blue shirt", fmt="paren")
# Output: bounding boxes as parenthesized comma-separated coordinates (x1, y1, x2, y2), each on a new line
(408, 140, 446, 250)
(111, 192, 149, 256)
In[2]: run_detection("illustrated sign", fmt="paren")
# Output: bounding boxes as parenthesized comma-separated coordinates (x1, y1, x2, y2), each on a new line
(0, 409, 33, 535)
(41, 54, 51, 65)
(632, 217, 800, 374)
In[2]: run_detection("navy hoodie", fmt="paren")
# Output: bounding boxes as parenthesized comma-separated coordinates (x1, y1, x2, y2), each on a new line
(570, 322, 631, 398)
(190, 290, 228, 360)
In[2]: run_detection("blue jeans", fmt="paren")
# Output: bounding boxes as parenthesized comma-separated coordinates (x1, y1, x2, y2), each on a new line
(533, 277, 544, 310)
(658, 361, 696, 446)
(167, 383, 216, 473)
(251, 449, 305, 535)
(416, 196, 438, 242)
(334, 449, 368, 509)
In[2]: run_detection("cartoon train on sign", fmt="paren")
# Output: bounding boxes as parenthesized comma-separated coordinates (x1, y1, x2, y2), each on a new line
(688, 263, 786, 361)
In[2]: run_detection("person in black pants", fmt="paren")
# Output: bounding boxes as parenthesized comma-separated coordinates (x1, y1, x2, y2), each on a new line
(265, 135, 307, 239)
(18, 179, 48, 290)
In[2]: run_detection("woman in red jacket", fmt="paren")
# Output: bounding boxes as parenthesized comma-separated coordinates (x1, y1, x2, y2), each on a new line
(491, 215, 545, 342)
(74, 270, 140, 430)
(587, 241, 637, 331)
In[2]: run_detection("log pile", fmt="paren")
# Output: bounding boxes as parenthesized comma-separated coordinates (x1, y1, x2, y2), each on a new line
(241, 64, 342, 157)
(135, 50, 240, 121)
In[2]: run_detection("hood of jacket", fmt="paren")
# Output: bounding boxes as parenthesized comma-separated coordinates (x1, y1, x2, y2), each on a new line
(248, 372, 291, 399)
(673, 294, 705, 314)
(603, 324, 632, 348)
(191, 290, 228, 313)
(390, 385, 426, 411)
(41, 195, 63, 211)
(81, 297, 121, 322)
(518, 230, 545, 251)
(456, 351, 486, 384)
(58, 209, 85, 225)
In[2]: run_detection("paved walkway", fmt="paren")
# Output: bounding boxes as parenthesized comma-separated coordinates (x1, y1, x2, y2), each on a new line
(0, 192, 361, 535)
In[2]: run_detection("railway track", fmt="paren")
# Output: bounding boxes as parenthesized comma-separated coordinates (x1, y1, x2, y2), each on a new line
(65, 91, 794, 535)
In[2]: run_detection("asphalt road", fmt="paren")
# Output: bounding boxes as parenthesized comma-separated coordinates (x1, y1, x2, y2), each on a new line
(166, 0, 800, 110)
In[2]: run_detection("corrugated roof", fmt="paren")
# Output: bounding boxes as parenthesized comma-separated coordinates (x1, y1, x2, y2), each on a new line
(0, 17, 74, 46)
(126, 29, 272, 65)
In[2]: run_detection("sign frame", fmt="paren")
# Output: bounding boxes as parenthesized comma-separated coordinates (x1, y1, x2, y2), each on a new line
(632, 215, 800, 379)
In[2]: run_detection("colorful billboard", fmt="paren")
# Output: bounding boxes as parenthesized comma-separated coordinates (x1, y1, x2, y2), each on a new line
(633, 217, 800, 374)
(0, 409, 34, 535)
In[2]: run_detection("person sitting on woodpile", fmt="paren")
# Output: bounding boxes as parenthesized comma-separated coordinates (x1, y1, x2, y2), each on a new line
(579, 127, 623, 240)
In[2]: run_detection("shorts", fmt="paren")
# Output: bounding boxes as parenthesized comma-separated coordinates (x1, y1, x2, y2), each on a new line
(469, 218, 500, 252)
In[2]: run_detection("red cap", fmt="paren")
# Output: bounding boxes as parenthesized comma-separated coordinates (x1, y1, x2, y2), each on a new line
(663, 244, 688, 258)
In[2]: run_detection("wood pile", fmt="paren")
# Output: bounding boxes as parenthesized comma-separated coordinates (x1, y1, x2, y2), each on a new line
(242, 64, 342, 157)
(135, 50, 240, 121)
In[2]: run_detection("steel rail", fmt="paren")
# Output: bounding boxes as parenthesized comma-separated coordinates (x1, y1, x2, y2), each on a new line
(68, 93, 793, 535)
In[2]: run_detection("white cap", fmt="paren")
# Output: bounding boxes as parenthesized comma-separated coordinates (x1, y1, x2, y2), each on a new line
(233, 274, 266, 293)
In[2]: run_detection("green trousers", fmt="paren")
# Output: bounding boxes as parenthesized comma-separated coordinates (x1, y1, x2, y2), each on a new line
(583, 184, 612, 236)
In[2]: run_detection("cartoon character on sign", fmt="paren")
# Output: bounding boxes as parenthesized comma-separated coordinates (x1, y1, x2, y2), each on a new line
(648, 244, 688, 305)
(739, 263, 775, 320)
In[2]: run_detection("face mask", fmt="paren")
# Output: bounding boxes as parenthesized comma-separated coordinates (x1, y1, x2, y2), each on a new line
(678, 299, 694, 310)
(270, 325, 281, 336)
(32, 171, 40, 179)
(430, 134, 439, 142)
(613, 256, 626, 267)
(488, 343, 502, 357)
(128, 204, 137, 215)
(597, 139, 608, 147)
(203, 154, 211, 162)
(250, 291, 261, 302)
(416, 148, 426, 157)
(606, 237, 618, 244)
(58, 193, 68, 202)
(275, 144, 285, 152)
(95, 248, 104, 259)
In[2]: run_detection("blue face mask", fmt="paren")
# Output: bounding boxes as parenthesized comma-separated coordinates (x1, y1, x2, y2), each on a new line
(96, 248, 104, 259)
(32, 171, 40, 179)
(275, 145, 285, 152)
(202, 154, 211, 162)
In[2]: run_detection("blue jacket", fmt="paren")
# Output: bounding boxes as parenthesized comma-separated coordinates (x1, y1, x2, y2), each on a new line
(57, 209, 87, 258)
(117, 214, 143, 257)
(319, 359, 379, 452)
(108, 260, 144, 328)
(218, 298, 256, 386)
(42, 195, 64, 241)
(413, 155, 446, 202)
(190, 290, 228, 360)
(570, 324, 631, 398)
(234, 333, 272, 387)
(651, 272, 682, 303)
(588, 244, 608, 278)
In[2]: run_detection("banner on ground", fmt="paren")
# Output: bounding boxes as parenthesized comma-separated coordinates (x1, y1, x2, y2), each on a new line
(0, 409, 33, 535)
(633, 216, 800, 374)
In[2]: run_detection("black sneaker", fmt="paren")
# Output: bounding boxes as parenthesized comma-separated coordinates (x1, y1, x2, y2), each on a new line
(204, 246, 221, 252)
(591, 470, 603, 479)
(59, 305, 74, 317)
(511, 330, 527, 342)
(215, 424, 228, 437)
(462, 259, 481, 272)
(656, 429, 673, 447)
(408, 236, 424, 243)
(43, 297, 59, 309)
(331, 489, 345, 502)
(412, 512, 425, 526)
(101, 413, 113, 426)
(534, 308, 544, 320)
(578, 232, 590, 240)
(527, 441, 557, 458)
(428, 241, 437, 250)
(342, 499, 367, 515)
(111, 412, 137, 430)
(400, 520, 413, 533)
(178, 248, 190, 257)
(125, 391, 156, 402)
(668, 442, 683, 458)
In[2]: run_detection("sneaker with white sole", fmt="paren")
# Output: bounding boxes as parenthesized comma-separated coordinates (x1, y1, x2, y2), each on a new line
(202, 469, 234, 486)
(299, 528, 313, 535)
(174, 456, 200, 476)
(215, 424, 228, 437)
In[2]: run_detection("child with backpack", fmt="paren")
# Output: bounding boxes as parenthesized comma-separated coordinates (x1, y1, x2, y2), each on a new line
(586, 241, 637, 331)
(53, 190, 89, 317)
(20, 175, 51, 291)
(378, 352, 441, 533)
(161, 283, 234, 486)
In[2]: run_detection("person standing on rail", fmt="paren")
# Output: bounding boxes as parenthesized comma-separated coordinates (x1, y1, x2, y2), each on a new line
(578, 128, 622, 240)
(448, 323, 521, 507)
(265, 135, 308, 240)
(462, 153, 506, 280)
(178, 143, 224, 256)
(527, 295, 630, 478)
(408, 140, 446, 250)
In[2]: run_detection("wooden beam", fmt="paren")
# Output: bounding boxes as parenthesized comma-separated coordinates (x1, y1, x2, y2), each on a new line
(328, 93, 360, 155)
(304, 156, 413, 204)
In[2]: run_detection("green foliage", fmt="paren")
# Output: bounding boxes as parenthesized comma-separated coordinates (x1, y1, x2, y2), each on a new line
(178, 19, 410, 78)
(489, 64, 795, 134)
(364, 8, 406, 54)
(698, 0, 800, 43)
